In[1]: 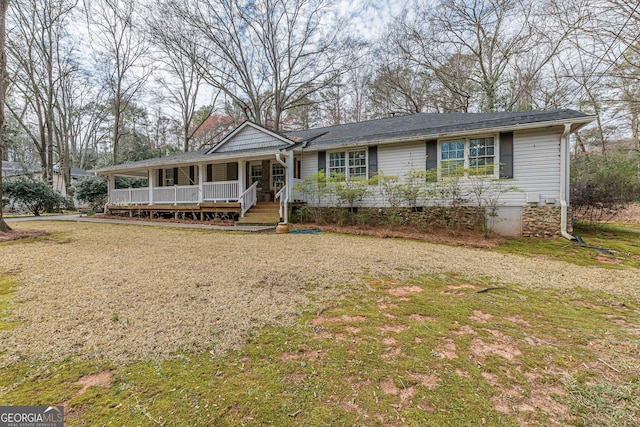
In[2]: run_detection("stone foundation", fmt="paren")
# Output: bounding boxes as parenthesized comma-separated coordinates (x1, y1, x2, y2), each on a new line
(296, 204, 571, 238)
(295, 206, 484, 231)
(395, 207, 484, 230)
(521, 206, 565, 238)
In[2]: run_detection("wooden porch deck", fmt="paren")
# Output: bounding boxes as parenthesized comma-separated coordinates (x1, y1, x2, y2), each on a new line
(108, 202, 242, 221)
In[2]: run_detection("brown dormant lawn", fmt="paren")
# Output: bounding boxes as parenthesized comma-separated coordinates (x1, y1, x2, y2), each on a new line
(1, 221, 639, 363)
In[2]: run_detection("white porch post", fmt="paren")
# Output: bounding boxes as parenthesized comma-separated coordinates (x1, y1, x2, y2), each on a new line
(198, 164, 204, 203)
(148, 169, 155, 205)
(107, 174, 115, 204)
(238, 160, 246, 198)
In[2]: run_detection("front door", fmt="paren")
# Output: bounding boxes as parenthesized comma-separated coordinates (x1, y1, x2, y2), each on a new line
(250, 162, 262, 191)
(248, 161, 267, 201)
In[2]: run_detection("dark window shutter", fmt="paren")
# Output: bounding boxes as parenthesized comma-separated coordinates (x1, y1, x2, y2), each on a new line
(499, 132, 514, 179)
(157, 169, 163, 187)
(206, 164, 212, 182)
(189, 166, 195, 184)
(368, 146, 378, 178)
(426, 140, 438, 182)
(173, 167, 179, 185)
(227, 162, 238, 180)
(317, 151, 326, 173)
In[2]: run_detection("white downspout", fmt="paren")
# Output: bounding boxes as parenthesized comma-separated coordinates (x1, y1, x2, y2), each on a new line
(275, 153, 289, 224)
(560, 123, 575, 241)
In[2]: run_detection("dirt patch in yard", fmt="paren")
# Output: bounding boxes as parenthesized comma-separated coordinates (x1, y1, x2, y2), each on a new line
(75, 371, 112, 395)
(0, 229, 48, 242)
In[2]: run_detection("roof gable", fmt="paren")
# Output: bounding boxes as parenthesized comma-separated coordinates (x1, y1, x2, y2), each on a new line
(206, 121, 293, 154)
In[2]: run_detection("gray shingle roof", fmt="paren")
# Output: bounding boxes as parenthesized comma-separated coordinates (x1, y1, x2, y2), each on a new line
(92, 109, 593, 174)
(285, 109, 593, 149)
(91, 149, 210, 173)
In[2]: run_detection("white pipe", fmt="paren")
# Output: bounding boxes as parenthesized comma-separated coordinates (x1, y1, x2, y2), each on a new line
(275, 152, 289, 224)
(560, 123, 575, 240)
(275, 152, 287, 168)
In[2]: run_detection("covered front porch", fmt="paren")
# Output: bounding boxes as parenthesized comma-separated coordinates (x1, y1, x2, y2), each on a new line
(105, 155, 295, 220)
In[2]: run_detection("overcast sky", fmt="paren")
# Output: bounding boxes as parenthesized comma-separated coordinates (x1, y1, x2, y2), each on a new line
(336, 0, 404, 39)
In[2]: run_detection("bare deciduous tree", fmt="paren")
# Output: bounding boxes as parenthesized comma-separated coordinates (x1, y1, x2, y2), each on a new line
(6, 0, 77, 185)
(147, 4, 217, 152)
(175, 0, 356, 131)
(0, 0, 10, 231)
(86, 0, 150, 164)
(393, 0, 578, 112)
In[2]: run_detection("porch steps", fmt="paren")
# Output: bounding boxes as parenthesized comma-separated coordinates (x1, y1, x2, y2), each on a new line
(235, 202, 281, 226)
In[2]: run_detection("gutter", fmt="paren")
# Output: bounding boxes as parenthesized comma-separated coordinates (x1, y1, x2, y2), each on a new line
(560, 123, 575, 241)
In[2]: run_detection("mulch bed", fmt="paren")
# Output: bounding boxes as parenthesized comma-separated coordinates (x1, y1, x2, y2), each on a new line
(292, 223, 505, 248)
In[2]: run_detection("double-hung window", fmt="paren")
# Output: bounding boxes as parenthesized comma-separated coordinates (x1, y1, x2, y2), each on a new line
(328, 152, 346, 177)
(164, 168, 175, 186)
(469, 137, 495, 175)
(441, 140, 465, 176)
(328, 149, 367, 180)
(439, 136, 497, 178)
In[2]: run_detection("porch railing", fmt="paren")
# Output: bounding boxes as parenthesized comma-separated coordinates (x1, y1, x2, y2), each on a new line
(111, 188, 150, 205)
(153, 185, 199, 204)
(203, 181, 239, 202)
(275, 184, 288, 223)
(239, 181, 258, 217)
(110, 180, 243, 205)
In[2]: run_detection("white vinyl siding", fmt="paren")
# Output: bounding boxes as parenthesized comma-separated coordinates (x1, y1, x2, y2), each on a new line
(211, 164, 226, 182)
(175, 167, 195, 185)
(377, 142, 426, 180)
(300, 152, 317, 178)
(501, 128, 562, 205)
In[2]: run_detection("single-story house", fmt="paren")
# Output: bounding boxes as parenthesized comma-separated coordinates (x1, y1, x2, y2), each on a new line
(92, 109, 595, 237)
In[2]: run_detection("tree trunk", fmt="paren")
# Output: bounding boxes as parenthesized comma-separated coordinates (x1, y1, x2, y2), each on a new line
(0, 0, 11, 232)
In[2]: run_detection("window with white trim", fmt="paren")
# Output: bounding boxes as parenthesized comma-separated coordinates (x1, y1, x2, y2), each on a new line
(328, 149, 367, 180)
(469, 137, 495, 174)
(439, 136, 497, 177)
(441, 140, 465, 177)
(328, 152, 346, 177)
(164, 168, 175, 186)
